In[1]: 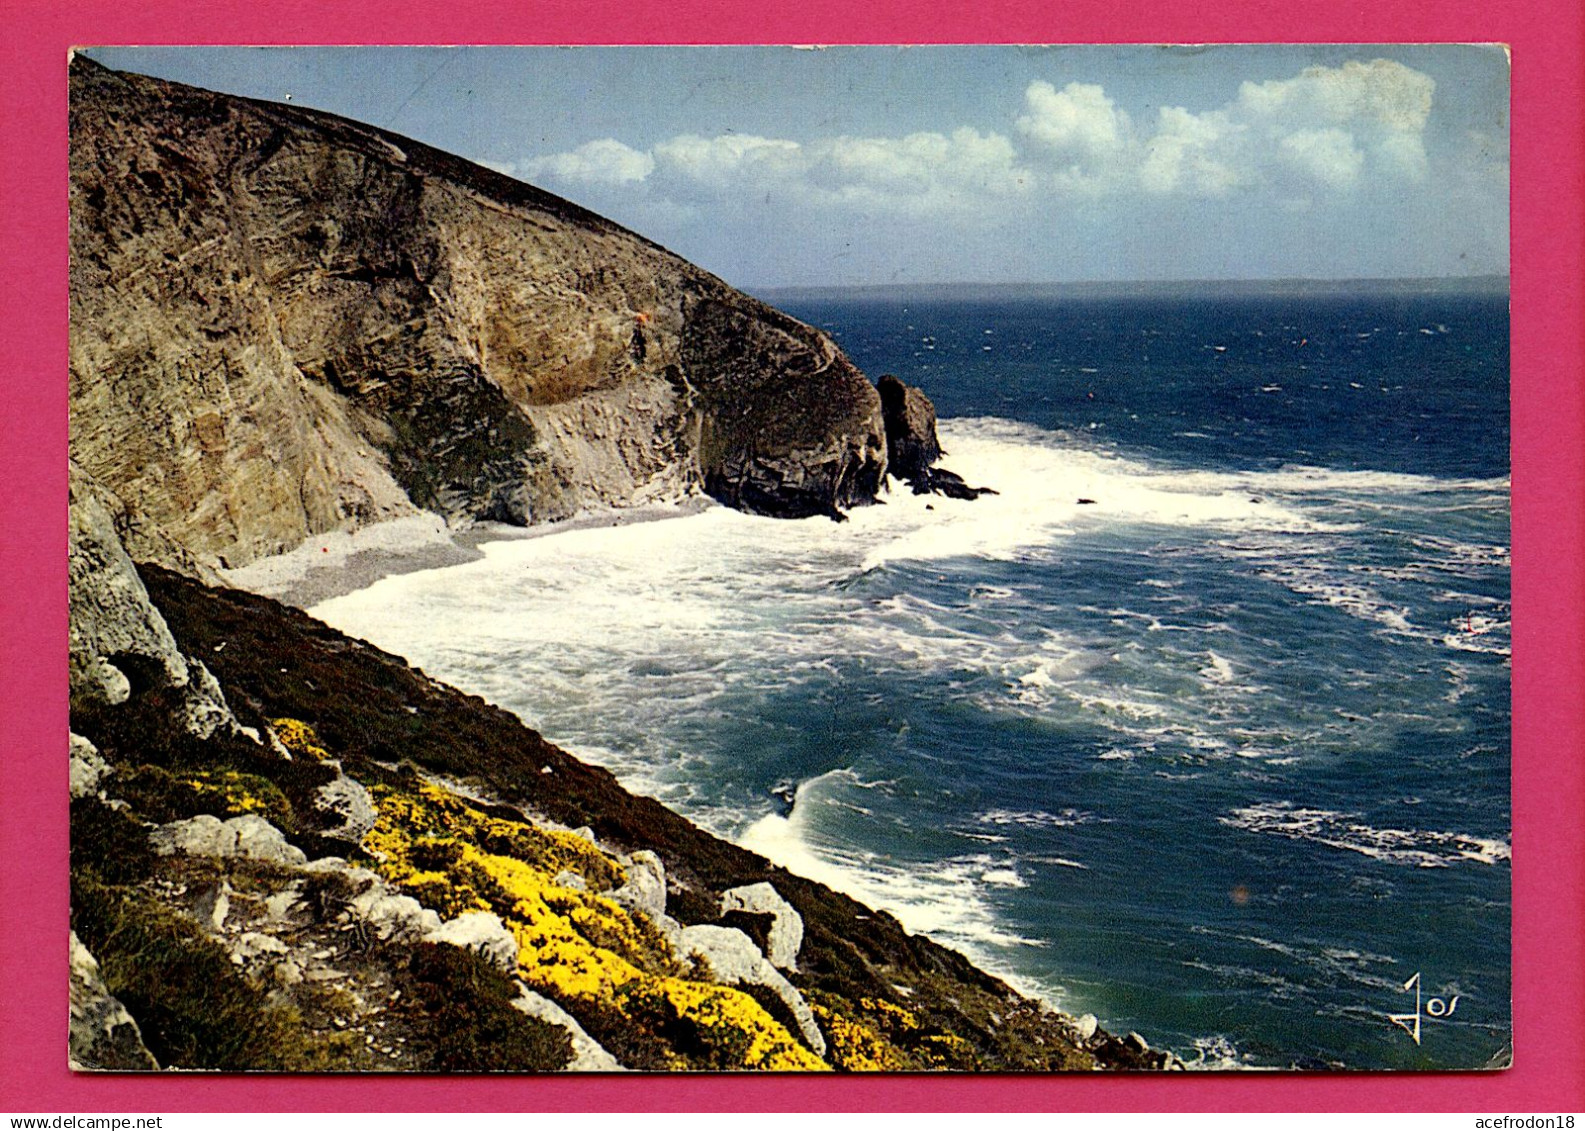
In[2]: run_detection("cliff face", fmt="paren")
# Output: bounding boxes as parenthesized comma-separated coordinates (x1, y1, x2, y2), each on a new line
(69, 57, 885, 569)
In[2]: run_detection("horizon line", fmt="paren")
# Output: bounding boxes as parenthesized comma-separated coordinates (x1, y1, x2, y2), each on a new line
(752, 274, 1511, 294)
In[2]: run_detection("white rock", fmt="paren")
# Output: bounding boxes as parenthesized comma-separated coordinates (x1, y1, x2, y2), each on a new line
(511, 986, 623, 1072)
(148, 813, 307, 866)
(653, 912, 683, 950)
(231, 931, 289, 966)
(1075, 1013, 1099, 1041)
(720, 882, 804, 970)
(425, 911, 519, 973)
(69, 931, 158, 1071)
(312, 768, 378, 843)
(68, 464, 189, 713)
(175, 657, 241, 740)
(262, 886, 305, 926)
(676, 925, 825, 1057)
(348, 887, 443, 942)
(69, 733, 111, 800)
(191, 881, 232, 932)
(232, 815, 309, 864)
(552, 870, 588, 892)
(609, 850, 666, 922)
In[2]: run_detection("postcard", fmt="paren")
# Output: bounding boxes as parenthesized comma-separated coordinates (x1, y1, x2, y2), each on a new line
(61, 43, 1518, 1079)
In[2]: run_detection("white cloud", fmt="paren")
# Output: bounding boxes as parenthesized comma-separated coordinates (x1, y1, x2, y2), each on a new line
(1279, 127, 1366, 188)
(809, 129, 1028, 203)
(1139, 106, 1244, 195)
(628, 127, 1029, 217)
(1133, 59, 1435, 197)
(651, 133, 801, 188)
(1236, 59, 1434, 133)
(1375, 130, 1429, 179)
(1017, 80, 1130, 155)
(521, 138, 655, 186)
(513, 58, 1445, 220)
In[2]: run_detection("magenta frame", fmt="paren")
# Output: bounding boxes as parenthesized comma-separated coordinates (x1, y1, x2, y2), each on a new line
(3, 0, 1579, 1113)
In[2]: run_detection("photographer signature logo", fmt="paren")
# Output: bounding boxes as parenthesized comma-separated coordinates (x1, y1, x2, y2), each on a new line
(1388, 971, 1460, 1045)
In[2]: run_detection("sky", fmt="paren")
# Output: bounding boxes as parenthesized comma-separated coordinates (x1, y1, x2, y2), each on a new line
(82, 45, 1510, 289)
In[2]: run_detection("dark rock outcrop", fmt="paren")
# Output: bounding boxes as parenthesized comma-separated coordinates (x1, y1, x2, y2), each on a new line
(69, 56, 885, 572)
(878, 374, 943, 480)
(877, 374, 994, 500)
(69, 461, 243, 739)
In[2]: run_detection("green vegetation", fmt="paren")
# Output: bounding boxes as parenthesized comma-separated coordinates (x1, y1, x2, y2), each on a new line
(66, 565, 1117, 1073)
(70, 869, 357, 1071)
(391, 943, 572, 1073)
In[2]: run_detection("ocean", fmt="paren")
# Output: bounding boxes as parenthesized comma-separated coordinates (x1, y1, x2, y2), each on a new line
(312, 282, 1511, 1070)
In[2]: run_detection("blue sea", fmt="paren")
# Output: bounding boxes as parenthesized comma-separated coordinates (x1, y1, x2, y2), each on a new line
(313, 282, 1511, 1070)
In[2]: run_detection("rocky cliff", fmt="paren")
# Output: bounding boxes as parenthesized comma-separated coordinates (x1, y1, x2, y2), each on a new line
(65, 58, 1169, 1074)
(69, 56, 885, 570)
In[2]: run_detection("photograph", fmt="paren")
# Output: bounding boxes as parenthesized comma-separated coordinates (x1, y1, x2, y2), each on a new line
(62, 43, 1516, 1077)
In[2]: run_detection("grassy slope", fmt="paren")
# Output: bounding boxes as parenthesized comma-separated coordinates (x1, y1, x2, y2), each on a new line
(76, 564, 1160, 1071)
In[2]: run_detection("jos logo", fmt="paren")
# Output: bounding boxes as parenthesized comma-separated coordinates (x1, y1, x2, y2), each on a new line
(1388, 971, 1460, 1045)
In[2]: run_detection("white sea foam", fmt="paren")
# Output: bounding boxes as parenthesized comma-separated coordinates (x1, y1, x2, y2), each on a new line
(1185, 1035, 1253, 1070)
(737, 772, 1047, 961)
(1219, 802, 1510, 867)
(1200, 651, 1237, 684)
(312, 419, 1507, 745)
(305, 413, 1511, 1050)
(975, 808, 1101, 829)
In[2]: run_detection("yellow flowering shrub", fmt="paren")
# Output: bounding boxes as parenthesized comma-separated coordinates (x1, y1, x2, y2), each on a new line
(117, 765, 295, 831)
(811, 992, 975, 1071)
(809, 996, 911, 1072)
(189, 770, 293, 821)
(361, 779, 829, 1071)
(269, 718, 331, 761)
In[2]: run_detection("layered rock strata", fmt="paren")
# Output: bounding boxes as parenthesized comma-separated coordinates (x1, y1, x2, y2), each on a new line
(69, 56, 886, 573)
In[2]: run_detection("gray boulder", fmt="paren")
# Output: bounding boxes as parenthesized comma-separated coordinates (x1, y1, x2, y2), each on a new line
(69, 464, 248, 737)
(720, 882, 804, 970)
(425, 911, 519, 973)
(68, 462, 189, 712)
(311, 766, 378, 844)
(676, 924, 825, 1057)
(511, 986, 623, 1072)
(148, 813, 308, 866)
(346, 885, 444, 943)
(609, 850, 667, 922)
(69, 733, 111, 800)
(69, 932, 158, 1071)
(174, 657, 242, 741)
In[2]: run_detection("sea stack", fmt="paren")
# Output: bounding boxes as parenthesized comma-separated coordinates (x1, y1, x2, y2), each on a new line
(877, 374, 994, 499)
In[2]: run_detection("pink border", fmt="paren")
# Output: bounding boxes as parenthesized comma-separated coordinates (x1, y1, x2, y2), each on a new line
(4, 0, 1580, 1114)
